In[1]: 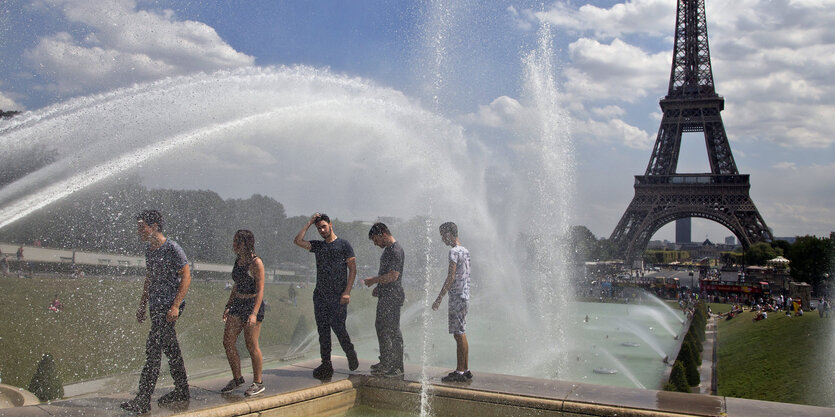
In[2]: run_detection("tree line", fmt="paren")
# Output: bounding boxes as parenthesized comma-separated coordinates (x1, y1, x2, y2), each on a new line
(0, 176, 450, 286)
(723, 238, 834, 290)
(0, 166, 829, 289)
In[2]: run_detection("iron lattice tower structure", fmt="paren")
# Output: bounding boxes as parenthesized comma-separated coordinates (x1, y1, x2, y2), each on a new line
(609, 0, 772, 262)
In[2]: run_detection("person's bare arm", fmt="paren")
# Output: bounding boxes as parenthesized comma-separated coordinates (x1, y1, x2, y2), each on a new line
(248, 258, 266, 326)
(341, 257, 357, 304)
(432, 261, 457, 310)
(167, 264, 191, 322)
(363, 270, 400, 286)
(223, 284, 238, 321)
(136, 274, 151, 322)
(293, 214, 318, 250)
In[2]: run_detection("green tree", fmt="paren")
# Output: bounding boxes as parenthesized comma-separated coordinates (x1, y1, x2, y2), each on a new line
(744, 242, 782, 266)
(28, 353, 63, 402)
(679, 342, 701, 386)
(568, 226, 598, 264)
(669, 361, 690, 392)
(788, 235, 833, 290)
(0, 109, 21, 118)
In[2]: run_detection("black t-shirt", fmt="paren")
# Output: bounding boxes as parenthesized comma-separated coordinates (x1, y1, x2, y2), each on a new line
(310, 238, 355, 296)
(377, 241, 405, 298)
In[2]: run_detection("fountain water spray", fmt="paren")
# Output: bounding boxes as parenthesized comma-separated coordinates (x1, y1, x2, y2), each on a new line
(638, 289, 686, 324)
(515, 19, 575, 379)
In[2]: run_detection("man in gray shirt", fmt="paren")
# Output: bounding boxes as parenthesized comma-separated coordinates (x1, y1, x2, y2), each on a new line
(121, 210, 191, 414)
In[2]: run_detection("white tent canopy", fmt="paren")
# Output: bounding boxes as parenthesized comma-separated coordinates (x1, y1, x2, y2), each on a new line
(767, 256, 790, 265)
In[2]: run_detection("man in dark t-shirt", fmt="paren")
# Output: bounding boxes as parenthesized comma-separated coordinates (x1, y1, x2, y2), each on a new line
(363, 222, 405, 377)
(121, 210, 191, 414)
(294, 213, 358, 379)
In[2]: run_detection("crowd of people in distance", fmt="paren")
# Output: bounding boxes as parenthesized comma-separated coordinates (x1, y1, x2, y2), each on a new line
(712, 293, 831, 323)
(118, 210, 472, 414)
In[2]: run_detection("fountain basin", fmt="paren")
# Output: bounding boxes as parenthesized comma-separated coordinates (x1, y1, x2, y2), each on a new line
(0, 384, 40, 409)
(8, 358, 834, 417)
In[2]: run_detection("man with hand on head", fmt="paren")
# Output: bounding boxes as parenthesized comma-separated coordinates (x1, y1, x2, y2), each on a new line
(294, 213, 359, 379)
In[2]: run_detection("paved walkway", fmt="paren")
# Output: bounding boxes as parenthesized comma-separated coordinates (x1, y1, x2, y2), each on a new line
(700, 315, 717, 394)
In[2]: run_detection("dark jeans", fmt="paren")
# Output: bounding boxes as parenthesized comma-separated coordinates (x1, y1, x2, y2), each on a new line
(313, 294, 355, 363)
(137, 310, 188, 401)
(375, 294, 404, 370)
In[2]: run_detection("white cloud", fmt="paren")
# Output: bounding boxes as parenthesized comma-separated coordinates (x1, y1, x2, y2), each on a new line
(590, 105, 625, 118)
(506, 5, 534, 31)
(753, 162, 835, 236)
(526, 0, 835, 150)
(457, 95, 533, 131)
(0, 90, 23, 111)
(574, 117, 654, 150)
(563, 38, 668, 103)
(725, 101, 835, 148)
(534, 0, 674, 39)
(24, 0, 254, 94)
(772, 162, 797, 170)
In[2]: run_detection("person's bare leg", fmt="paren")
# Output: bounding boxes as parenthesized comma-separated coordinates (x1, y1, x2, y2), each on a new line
(244, 321, 263, 382)
(454, 333, 468, 371)
(223, 316, 244, 379)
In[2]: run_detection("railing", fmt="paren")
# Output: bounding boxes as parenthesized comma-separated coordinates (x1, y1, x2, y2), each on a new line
(635, 174, 749, 185)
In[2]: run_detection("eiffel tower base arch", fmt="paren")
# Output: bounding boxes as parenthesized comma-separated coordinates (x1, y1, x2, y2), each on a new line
(609, 174, 773, 263)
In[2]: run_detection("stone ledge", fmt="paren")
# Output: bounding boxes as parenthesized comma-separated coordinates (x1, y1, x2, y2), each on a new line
(3, 358, 834, 417)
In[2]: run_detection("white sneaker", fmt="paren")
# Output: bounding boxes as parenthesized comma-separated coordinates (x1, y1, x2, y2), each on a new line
(244, 382, 265, 397)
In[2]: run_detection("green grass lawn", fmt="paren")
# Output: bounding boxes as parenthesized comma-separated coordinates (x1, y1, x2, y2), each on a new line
(714, 305, 833, 407)
(0, 275, 380, 389)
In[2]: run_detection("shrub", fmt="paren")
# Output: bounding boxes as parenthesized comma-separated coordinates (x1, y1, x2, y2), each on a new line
(679, 342, 701, 386)
(669, 361, 690, 392)
(28, 353, 63, 402)
(685, 330, 702, 353)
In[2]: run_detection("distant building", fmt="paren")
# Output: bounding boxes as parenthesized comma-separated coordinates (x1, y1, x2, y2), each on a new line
(680, 239, 721, 261)
(725, 236, 735, 245)
(676, 218, 691, 244)
(647, 240, 676, 250)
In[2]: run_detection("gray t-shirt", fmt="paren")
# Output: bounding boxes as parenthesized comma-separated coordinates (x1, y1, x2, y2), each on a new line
(145, 239, 189, 312)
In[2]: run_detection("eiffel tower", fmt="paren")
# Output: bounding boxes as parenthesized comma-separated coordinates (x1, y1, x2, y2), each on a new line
(609, 0, 772, 263)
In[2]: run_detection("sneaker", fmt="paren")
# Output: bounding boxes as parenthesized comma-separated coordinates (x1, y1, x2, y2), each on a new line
(369, 362, 384, 372)
(441, 371, 469, 383)
(220, 377, 245, 393)
(347, 350, 359, 371)
(312, 362, 334, 379)
(244, 381, 265, 397)
(157, 387, 190, 404)
(120, 398, 150, 414)
(463, 370, 473, 380)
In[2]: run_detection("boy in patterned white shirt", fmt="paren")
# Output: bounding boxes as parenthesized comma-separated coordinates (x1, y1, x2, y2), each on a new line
(432, 222, 472, 382)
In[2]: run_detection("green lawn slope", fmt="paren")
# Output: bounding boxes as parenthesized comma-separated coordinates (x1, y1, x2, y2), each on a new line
(714, 305, 833, 407)
(0, 276, 380, 389)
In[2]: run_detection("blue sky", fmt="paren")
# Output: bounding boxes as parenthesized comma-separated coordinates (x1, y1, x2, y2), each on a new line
(1, 0, 833, 242)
